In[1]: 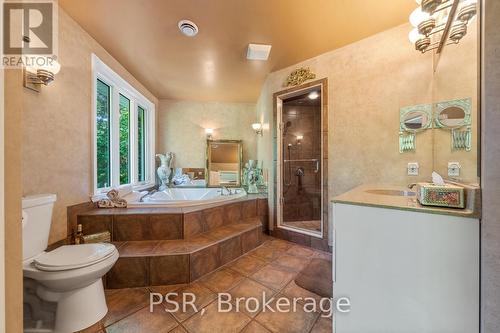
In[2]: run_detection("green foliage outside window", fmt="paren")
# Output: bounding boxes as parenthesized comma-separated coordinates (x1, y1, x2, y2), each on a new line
(119, 95, 130, 184)
(137, 106, 146, 182)
(96, 80, 110, 188)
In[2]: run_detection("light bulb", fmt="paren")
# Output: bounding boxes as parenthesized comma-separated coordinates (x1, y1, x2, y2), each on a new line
(205, 128, 213, 135)
(44, 60, 61, 74)
(252, 123, 262, 131)
(409, 28, 424, 43)
(409, 7, 430, 27)
(30, 59, 61, 74)
(308, 91, 319, 100)
(461, 0, 477, 5)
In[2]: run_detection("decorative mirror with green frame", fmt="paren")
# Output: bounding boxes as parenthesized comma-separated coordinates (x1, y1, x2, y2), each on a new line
(399, 104, 432, 153)
(206, 140, 243, 187)
(434, 98, 472, 151)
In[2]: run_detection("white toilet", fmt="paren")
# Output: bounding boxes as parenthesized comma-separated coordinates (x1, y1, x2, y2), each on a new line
(22, 194, 119, 333)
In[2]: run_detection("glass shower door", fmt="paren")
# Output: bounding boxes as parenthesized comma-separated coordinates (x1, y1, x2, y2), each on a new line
(279, 86, 323, 236)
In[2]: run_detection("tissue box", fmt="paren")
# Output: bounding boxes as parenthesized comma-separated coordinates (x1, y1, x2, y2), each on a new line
(416, 183, 465, 208)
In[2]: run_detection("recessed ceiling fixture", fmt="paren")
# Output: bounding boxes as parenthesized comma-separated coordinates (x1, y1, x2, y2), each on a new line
(247, 43, 272, 61)
(178, 20, 199, 37)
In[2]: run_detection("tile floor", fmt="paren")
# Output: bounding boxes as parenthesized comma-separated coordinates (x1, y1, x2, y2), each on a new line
(80, 237, 333, 333)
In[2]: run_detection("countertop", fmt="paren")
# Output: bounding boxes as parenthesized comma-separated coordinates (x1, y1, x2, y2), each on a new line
(332, 184, 480, 219)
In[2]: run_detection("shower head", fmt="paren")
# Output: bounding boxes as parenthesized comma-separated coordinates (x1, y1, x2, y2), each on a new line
(282, 121, 292, 136)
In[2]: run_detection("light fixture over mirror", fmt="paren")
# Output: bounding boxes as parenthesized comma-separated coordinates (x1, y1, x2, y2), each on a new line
(408, 0, 477, 54)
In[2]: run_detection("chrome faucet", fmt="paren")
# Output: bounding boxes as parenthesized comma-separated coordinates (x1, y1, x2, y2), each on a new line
(219, 186, 233, 196)
(139, 189, 157, 202)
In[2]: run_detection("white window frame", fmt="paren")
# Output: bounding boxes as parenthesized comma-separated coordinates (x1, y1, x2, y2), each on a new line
(91, 54, 155, 194)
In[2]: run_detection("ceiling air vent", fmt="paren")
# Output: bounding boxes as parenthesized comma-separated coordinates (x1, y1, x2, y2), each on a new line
(178, 20, 199, 37)
(247, 44, 272, 61)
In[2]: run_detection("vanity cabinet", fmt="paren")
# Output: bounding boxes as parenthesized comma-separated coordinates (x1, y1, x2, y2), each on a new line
(332, 202, 479, 333)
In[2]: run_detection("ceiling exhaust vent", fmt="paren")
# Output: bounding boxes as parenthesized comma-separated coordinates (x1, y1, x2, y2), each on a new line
(247, 44, 272, 61)
(178, 20, 199, 37)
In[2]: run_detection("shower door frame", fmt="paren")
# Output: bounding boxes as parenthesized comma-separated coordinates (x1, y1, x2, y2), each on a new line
(274, 78, 328, 239)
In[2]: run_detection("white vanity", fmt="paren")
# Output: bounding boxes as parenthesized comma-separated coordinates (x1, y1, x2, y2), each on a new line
(332, 184, 480, 333)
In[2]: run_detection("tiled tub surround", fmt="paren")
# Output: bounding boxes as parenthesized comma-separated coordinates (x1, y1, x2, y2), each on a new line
(71, 197, 269, 288)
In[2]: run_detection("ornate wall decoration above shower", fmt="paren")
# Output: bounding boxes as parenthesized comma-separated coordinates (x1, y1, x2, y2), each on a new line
(283, 67, 316, 87)
(399, 104, 432, 153)
(434, 98, 472, 151)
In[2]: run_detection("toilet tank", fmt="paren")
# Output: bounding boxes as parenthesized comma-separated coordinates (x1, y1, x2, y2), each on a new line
(22, 194, 57, 261)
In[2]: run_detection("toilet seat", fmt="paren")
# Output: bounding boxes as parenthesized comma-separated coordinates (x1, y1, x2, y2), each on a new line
(34, 243, 116, 272)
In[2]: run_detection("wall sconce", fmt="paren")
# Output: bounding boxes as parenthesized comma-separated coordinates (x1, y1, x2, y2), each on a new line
(408, 0, 477, 54)
(205, 128, 214, 140)
(23, 60, 61, 92)
(296, 135, 304, 144)
(252, 123, 263, 136)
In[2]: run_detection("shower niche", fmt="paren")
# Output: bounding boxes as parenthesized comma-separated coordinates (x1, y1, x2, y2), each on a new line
(274, 79, 328, 238)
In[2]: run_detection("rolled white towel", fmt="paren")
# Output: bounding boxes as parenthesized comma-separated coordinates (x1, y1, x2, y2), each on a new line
(117, 184, 133, 197)
(90, 184, 133, 203)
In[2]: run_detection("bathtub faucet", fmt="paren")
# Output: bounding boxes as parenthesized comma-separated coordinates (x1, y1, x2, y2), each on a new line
(219, 186, 233, 196)
(139, 189, 157, 202)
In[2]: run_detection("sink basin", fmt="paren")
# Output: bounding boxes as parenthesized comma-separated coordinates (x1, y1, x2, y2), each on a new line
(365, 189, 416, 197)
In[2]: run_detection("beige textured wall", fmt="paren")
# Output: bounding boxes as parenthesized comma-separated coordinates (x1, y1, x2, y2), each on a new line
(257, 24, 435, 204)
(256, 23, 478, 210)
(157, 100, 257, 169)
(4, 69, 24, 333)
(22, 7, 158, 243)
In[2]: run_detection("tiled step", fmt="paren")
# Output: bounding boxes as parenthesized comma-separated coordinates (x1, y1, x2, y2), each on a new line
(105, 218, 263, 289)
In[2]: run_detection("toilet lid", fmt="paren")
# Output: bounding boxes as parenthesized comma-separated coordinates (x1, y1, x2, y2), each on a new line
(34, 243, 116, 271)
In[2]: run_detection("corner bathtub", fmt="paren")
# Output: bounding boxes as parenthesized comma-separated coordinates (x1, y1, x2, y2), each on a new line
(126, 188, 247, 208)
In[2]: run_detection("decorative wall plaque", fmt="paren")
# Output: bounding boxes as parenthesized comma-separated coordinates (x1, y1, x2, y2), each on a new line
(283, 67, 316, 87)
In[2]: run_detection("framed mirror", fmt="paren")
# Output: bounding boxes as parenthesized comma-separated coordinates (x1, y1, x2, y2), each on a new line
(206, 140, 243, 187)
(434, 98, 472, 151)
(402, 111, 432, 131)
(435, 98, 472, 129)
(399, 104, 432, 153)
(400, 104, 432, 132)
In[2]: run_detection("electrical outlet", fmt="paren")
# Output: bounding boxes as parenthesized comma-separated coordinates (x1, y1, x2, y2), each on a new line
(408, 162, 419, 176)
(448, 162, 461, 177)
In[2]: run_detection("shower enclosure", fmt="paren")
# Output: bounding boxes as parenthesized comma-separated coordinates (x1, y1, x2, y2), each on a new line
(275, 80, 327, 238)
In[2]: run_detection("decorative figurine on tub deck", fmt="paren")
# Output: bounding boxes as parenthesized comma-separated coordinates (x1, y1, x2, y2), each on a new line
(243, 160, 264, 194)
(156, 152, 174, 190)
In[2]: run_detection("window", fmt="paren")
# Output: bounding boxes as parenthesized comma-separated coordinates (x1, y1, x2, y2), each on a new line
(137, 105, 146, 182)
(96, 79, 111, 188)
(92, 54, 155, 193)
(119, 94, 130, 184)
